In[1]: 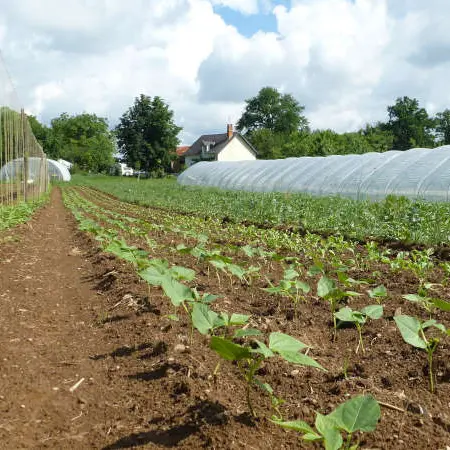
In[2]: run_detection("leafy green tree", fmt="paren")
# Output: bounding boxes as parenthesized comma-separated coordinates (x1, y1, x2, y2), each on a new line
(116, 94, 181, 173)
(237, 87, 309, 135)
(50, 112, 115, 172)
(361, 123, 394, 153)
(435, 109, 450, 145)
(385, 96, 435, 150)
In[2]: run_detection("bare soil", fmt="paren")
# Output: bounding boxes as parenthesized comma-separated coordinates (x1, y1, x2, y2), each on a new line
(0, 187, 449, 449)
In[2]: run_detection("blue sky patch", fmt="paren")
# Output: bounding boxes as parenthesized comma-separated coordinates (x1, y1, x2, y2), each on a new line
(214, 1, 290, 37)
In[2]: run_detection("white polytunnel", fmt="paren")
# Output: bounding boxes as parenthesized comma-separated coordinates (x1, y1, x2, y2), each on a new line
(0, 157, 71, 182)
(177, 145, 450, 202)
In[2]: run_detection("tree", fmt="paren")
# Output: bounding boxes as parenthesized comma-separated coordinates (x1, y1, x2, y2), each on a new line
(435, 109, 450, 145)
(236, 87, 309, 135)
(385, 96, 435, 150)
(50, 113, 115, 172)
(115, 94, 181, 173)
(361, 123, 394, 153)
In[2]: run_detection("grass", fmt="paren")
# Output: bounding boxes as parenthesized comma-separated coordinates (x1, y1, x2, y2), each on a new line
(70, 174, 450, 246)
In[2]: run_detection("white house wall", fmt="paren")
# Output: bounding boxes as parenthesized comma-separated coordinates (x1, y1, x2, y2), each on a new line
(217, 137, 256, 162)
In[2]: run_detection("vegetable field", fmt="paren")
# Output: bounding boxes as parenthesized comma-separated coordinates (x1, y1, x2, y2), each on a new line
(58, 183, 450, 449)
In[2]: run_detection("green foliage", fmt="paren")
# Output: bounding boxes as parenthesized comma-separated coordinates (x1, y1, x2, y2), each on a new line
(115, 94, 181, 173)
(385, 96, 435, 150)
(211, 332, 325, 416)
(394, 315, 449, 393)
(263, 268, 310, 318)
(237, 87, 309, 135)
(334, 305, 383, 353)
(367, 285, 387, 303)
(273, 395, 381, 450)
(49, 112, 115, 172)
(0, 196, 48, 231)
(435, 109, 450, 145)
(317, 275, 360, 339)
(71, 175, 450, 246)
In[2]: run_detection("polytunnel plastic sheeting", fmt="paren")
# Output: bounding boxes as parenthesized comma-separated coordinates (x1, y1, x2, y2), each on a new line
(0, 157, 71, 182)
(177, 145, 450, 202)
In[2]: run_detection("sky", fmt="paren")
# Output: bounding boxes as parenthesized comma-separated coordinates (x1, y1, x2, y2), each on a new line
(0, 0, 449, 145)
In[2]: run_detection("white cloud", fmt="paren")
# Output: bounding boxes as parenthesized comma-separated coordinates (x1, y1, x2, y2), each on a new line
(0, 0, 449, 144)
(209, 0, 259, 15)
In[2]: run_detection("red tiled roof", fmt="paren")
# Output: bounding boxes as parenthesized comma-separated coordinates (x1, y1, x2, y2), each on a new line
(176, 146, 190, 156)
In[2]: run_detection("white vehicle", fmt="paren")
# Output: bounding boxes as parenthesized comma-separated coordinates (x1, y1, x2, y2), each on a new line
(119, 163, 134, 176)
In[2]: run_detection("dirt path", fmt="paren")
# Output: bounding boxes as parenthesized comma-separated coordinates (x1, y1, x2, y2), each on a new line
(0, 189, 116, 449)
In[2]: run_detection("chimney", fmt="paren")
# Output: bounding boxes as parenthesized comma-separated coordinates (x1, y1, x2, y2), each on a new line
(227, 123, 233, 140)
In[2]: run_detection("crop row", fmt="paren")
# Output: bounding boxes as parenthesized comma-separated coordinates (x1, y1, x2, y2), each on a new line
(73, 175, 450, 246)
(62, 186, 450, 449)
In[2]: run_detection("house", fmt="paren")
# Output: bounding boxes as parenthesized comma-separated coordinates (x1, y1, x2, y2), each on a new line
(183, 124, 257, 167)
(171, 146, 190, 172)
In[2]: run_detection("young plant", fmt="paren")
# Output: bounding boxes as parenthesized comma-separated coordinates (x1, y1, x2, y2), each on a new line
(402, 287, 450, 318)
(394, 315, 449, 393)
(263, 268, 310, 318)
(317, 275, 360, 340)
(273, 394, 381, 450)
(210, 332, 325, 417)
(367, 285, 387, 304)
(334, 305, 383, 353)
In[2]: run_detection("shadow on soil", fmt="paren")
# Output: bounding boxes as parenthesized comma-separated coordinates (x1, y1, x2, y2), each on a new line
(102, 400, 227, 449)
(89, 342, 157, 361)
(127, 362, 184, 382)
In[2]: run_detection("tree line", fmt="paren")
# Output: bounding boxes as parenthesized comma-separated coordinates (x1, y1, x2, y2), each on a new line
(25, 88, 450, 174)
(27, 94, 181, 175)
(238, 87, 450, 160)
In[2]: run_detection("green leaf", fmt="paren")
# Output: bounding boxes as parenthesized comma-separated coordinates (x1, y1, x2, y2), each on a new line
(161, 278, 193, 307)
(170, 266, 196, 281)
(334, 307, 355, 323)
(262, 286, 284, 295)
(138, 266, 171, 286)
(280, 351, 326, 371)
(329, 395, 381, 433)
(229, 313, 250, 325)
(272, 419, 318, 436)
(269, 332, 309, 353)
(403, 294, 425, 303)
(295, 280, 311, 293)
(315, 413, 343, 450)
(360, 304, 383, 320)
(432, 298, 450, 312)
(165, 314, 179, 321)
(308, 264, 324, 276)
(191, 303, 219, 335)
(228, 264, 246, 280)
(368, 285, 387, 298)
(317, 276, 335, 298)
(284, 268, 299, 280)
(234, 328, 262, 338)
(394, 315, 427, 349)
(241, 245, 257, 257)
(210, 336, 252, 361)
(200, 293, 219, 303)
(254, 340, 275, 358)
(254, 379, 273, 395)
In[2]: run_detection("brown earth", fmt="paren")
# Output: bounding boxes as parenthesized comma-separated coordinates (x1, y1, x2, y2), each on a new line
(0, 188, 449, 449)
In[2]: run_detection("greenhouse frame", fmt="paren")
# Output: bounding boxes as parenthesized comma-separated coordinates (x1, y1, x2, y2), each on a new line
(178, 145, 450, 202)
(0, 157, 71, 183)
